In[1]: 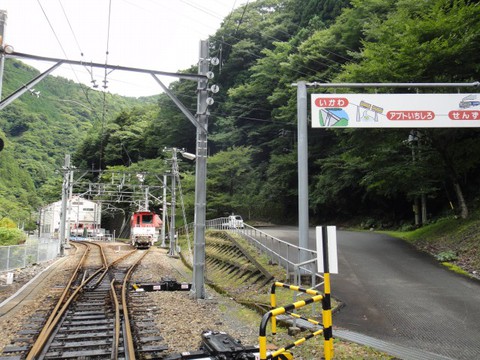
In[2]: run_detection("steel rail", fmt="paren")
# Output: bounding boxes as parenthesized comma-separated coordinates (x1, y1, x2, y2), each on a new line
(27, 242, 143, 359)
(122, 248, 152, 360)
(26, 242, 105, 359)
(31, 267, 106, 359)
(110, 279, 121, 360)
(25, 242, 90, 359)
(92, 249, 137, 288)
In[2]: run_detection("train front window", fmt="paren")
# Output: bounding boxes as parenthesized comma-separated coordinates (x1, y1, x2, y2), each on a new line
(142, 214, 153, 224)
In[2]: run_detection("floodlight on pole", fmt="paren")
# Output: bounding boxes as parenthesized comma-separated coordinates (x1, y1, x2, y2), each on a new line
(180, 150, 196, 161)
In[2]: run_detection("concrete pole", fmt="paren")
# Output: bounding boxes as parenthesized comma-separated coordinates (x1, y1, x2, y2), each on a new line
(0, 10, 7, 100)
(144, 186, 149, 211)
(161, 174, 167, 247)
(297, 81, 309, 264)
(192, 40, 209, 299)
(169, 151, 177, 256)
(59, 154, 70, 256)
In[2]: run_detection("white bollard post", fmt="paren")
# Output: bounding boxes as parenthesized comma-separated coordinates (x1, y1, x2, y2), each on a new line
(6, 272, 13, 285)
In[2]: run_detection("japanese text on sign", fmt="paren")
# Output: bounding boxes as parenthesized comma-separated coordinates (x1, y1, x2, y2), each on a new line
(311, 93, 480, 128)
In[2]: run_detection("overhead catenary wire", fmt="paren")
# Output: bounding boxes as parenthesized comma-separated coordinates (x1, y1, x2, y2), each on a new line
(34, 0, 104, 122)
(58, 0, 83, 57)
(14, 0, 348, 98)
(116, 0, 341, 80)
(57, 0, 102, 92)
(17, 0, 345, 104)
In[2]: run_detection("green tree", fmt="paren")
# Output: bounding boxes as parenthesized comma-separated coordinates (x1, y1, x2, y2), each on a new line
(207, 147, 258, 217)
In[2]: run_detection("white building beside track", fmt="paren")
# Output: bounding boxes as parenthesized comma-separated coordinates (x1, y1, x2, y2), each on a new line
(39, 196, 102, 238)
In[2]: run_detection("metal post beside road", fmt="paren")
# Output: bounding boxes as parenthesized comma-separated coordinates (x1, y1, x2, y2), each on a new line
(192, 40, 209, 299)
(321, 227, 333, 360)
(297, 81, 309, 265)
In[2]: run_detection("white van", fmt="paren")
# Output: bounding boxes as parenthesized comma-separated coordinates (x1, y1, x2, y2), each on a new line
(222, 214, 244, 229)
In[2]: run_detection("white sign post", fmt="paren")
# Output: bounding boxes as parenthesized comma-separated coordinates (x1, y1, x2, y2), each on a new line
(311, 93, 480, 128)
(316, 226, 338, 274)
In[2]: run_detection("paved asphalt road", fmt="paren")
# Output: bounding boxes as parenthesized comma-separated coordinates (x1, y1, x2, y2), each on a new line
(259, 226, 480, 359)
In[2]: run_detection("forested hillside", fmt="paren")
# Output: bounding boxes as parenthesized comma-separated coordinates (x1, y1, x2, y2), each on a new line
(3, 0, 480, 230)
(0, 59, 147, 227)
(74, 0, 480, 227)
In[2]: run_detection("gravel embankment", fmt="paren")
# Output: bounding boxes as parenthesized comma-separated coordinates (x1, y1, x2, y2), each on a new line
(130, 246, 260, 355)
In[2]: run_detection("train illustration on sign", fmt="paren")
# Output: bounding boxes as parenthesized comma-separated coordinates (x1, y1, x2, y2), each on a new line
(459, 95, 480, 109)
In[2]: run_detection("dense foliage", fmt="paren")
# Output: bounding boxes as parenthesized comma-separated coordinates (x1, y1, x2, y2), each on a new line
(2, 0, 480, 234)
(73, 0, 480, 226)
(0, 59, 143, 233)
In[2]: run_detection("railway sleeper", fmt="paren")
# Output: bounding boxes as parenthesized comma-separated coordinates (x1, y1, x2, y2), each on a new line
(54, 332, 113, 340)
(2, 345, 29, 353)
(138, 344, 169, 353)
(75, 299, 107, 304)
(17, 329, 39, 335)
(58, 324, 112, 332)
(139, 336, 165, 343)
(44, 347, 124, 359)
(67, 314, 107, 321)
(49, 338, 113, 348)
(66, 309, 105, 315)
(60, 319, 113, 326)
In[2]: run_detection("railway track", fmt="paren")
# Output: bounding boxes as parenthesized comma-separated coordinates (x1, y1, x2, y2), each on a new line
(0, 241, 168, 360)
(0, 236, 296, 360)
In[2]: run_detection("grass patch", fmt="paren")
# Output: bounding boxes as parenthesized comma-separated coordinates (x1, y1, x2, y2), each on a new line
(380, 213, 480, 276)
(441, 262, 470, 276)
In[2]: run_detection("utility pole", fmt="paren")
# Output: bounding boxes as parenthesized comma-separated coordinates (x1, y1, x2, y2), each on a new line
(59, 154, 71, 256)
(192, 40, 209, 299)
(0, 10, 6, 100)
(161, 174, 167, 247)
(169, 150, 177, 256)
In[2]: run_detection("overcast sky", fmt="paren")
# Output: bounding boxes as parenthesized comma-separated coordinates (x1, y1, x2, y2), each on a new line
(1, 0, 250, 97)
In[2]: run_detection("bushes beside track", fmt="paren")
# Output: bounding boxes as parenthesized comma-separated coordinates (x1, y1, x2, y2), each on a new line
(0, 227, 26, 245)
(0, 218, 26, 245)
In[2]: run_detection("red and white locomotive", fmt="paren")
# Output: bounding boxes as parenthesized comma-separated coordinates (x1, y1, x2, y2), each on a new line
(130, 211, 162, 248)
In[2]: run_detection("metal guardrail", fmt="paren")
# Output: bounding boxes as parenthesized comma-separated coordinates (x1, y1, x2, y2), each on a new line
(178, 218, 324, 289)
(0, 237, 60, 272)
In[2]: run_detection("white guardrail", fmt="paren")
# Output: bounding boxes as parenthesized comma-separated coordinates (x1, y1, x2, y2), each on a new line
(180, 218, 324, 289)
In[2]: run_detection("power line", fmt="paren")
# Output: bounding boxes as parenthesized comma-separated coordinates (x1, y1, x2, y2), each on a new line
(233, 0, 249, 36)
(58, 0, 84, 57)
(36, 0, 69, 59)
(34, 0, 102, 119)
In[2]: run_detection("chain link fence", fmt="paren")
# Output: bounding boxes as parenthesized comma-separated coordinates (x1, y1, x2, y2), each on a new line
(0, 237, 60, 272)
